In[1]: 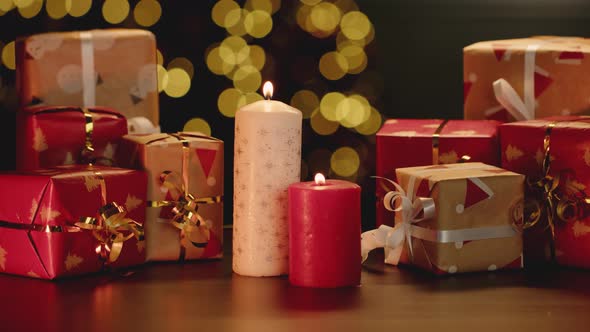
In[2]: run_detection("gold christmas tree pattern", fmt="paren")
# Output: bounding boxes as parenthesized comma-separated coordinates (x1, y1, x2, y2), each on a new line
(65, 252, 83, 271)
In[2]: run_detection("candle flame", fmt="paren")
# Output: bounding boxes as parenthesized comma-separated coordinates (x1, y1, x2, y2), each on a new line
(263, 81, 273, 100)
(314, 173, 326, 185)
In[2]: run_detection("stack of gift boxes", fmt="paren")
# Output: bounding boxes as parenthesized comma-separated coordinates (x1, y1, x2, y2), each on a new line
(366, 36, 590, 274)
(2, 29, 590, 280)
(0, 29, 224, 279)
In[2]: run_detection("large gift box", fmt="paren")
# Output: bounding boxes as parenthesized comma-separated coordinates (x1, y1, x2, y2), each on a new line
(376, 119, 501, 226)
(464, 36, 590, 122)
(16, 29, 159, 133)
(16, 106, 127, 170)
(500, 117, 590, 268)
(363, 163, 524, 275)
(0, 166, 147, 279)
(117, 133, 224, 262)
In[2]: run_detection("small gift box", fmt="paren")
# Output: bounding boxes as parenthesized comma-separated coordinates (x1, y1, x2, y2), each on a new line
(362, 163, 524, 275)
(376, 119, 501, 226)
(464, 36, 590, 122)
(16, 29, 159, 134)
(117, 132, 224, 262)
(500, 117, 590, 268)
(16, 106, 127, 170)
(0, 166, 147, 279)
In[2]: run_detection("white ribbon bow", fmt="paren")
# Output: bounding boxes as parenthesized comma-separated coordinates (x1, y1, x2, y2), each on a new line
(361, 177, 435, 265)
(492, 44, 540, 121)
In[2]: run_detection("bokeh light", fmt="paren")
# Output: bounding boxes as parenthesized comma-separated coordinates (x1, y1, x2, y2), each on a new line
(167, 57, 195, 79)
(243, 44, 266, 70)
(0, 0, 14, 12)
(331, 147, 360, 177)
(156, 64, 168, 92)
(320, 92, 346, 121)
(46, 0, 68, 19)
(319, 51, 348, 80)
(156, 49, 164, 65)
(102, 0, 130, 24)
(290, 89, 319, 119)
(339, 44, 367, 74)
(225, 8, 248, 36)
(212, 0, 239, 27)
(183, 118, 212, 136)
(164, 68, 191, 98)
(355, 107, 382, 135)
(338, 95, 370, 128)
(340, 11, 371, 40)
(18, 0, 42, 18)
(66, 0, 92, 17)
(14, 0, 34, 8)
(206, 46, 234, 75)
(233, 65, 261, 92)
(1, 41, 15, 70)
(300, 0, 321, 6)
(244, 10, 273, 38)
(219, 36, 249, 66)
(310, 2, 341, 34)
(310, 109, 339, 135)
(217, 88, 264, 117)
(133, 0, 162, 27)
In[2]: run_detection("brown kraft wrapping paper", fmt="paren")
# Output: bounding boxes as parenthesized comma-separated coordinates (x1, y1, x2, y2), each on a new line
(464, 36, 590, 122)
(16, 29, 159, 132)
(117, 132, 224, 262)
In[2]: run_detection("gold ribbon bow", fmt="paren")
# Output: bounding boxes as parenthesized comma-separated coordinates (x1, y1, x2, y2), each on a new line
(147, 135, 222, 260)
(74, 171, 144, 264)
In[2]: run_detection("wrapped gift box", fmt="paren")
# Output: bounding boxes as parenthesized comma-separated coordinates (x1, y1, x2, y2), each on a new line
(464, 36, 590, 122)
(16, 106, 127, 170)
(0, 166, 147, 279)
(500, 117, 590, 268)
(16, 29, 159, 133)
(376, 119, 501, 226)
(117, 132, 224, 262)
(364, 163, 524, 275)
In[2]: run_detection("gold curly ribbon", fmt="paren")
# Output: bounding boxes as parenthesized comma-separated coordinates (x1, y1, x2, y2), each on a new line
(524, 120, 590, 261)
(147, 134, 222, 261)
(74, 171, 144, 264)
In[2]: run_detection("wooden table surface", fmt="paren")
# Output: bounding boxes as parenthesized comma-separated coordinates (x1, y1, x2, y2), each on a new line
(1, 230, 590, 332)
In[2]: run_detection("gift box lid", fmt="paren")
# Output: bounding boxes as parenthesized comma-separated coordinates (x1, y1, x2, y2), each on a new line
(377, 119, 500, 138)
(396, 162, 522, 185)
(22, 105, 124, 118)
(17, 28, 155, 46)
(122, 132, 223, 146)
(500, 116, 590, 129)
(464, 36, 590, 54)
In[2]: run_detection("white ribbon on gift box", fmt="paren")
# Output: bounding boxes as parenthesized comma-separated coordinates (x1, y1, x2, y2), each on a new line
(79, 31, 160, 134)
(361, 176, 520, 266)
(492, 44, 540, 121)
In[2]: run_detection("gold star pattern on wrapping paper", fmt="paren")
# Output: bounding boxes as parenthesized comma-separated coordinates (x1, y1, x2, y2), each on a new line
(39, 206, 61, 223)
(565, 177, 586, 193)
(32, 127, 48, 152)
(125, 194, 142, 212)
(64, 252, 83, 271)
(84, 175, 101, 192)
(0, 246, 6, 270)
(29, 199, 39, 221)
(439, 151, 459, 164)
(103, 143, 116, 160)
(505, 144, 524, 162)
(573, 221, 590, 237)
(584, 147, 590, 167)
(27, 271, 40, 278)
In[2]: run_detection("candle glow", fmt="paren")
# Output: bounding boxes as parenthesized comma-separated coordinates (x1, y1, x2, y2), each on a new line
(314, 173, 326, 185)
(263, 81, 273, 100)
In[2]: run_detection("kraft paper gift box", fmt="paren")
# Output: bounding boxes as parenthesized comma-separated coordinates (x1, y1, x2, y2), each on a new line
(500, 117, 590, 268)
(117, 133, 224, 262)
(0, 166, 147, 279)
(464, 36, 590, 122)
(376, 119, 501, 227)
(16, 106, 127, 170)
(16, 29, 160, 134)
(362, 163, 524, 275)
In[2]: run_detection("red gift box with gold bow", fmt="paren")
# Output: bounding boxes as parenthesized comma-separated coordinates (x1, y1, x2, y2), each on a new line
(500, 117, 590, 268)
(117, 132, 224, 262)
(16, 106, 127, 170)
(376, 119, 501, 227)
(0, 166, 146, 279)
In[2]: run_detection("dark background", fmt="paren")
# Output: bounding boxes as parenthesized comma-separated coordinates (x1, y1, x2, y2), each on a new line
(1, 0, 589, 229)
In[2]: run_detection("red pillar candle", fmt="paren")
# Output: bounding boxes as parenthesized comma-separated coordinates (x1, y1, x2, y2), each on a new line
(288, 173, 361, 288)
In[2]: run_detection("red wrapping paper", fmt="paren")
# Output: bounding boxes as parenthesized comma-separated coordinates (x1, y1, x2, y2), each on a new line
(0, 166, 146, 279)
(16, 106, 127, 170)
(376, 119, 501, 226)
(500, 117, 590, 268)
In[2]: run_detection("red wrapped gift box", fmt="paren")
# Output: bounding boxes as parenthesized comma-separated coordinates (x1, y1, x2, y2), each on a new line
(16, 106, 127, 170)
(376, 119, 501, 227)
(500, 117, 590, 268)
(0, 166, 146, 279)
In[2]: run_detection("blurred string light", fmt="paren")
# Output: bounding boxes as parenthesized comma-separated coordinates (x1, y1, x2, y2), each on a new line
(102, 0, 129, 24)
(207, 0, 278, 118)
(1, 41, 15, 70)
(133, 0, 161, 27)
(183, 118, 212, 136)
(330, 146, 359, 177)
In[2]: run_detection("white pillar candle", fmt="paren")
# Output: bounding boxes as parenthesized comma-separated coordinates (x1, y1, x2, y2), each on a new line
(233, 82, 302, 277)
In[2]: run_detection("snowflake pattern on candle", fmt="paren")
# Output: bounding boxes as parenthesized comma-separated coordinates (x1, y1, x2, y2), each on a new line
(233, 124, 301, 276)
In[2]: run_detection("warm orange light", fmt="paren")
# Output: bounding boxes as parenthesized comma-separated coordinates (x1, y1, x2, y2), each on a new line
(314, 173, 326, 185)
(263, 81, 273, 100)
